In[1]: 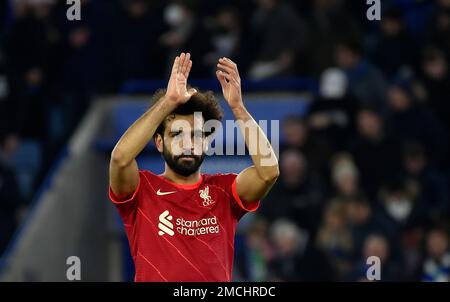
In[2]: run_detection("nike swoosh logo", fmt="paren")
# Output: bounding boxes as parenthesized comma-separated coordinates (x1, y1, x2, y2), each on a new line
(156, 189, 177, 196)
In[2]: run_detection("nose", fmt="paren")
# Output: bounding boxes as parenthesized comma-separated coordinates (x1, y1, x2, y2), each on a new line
(181, 146, 194, 156)
(179, 132, 203, 156)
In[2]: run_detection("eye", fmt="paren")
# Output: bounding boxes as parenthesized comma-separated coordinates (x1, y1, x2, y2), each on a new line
(171, 131, 182, 137)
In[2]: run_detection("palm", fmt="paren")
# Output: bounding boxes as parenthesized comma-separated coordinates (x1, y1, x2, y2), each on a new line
(168, 73, 189, 101)
(216, 58, 243, 109)
(221, 81, 241, 108)
(166, 53, 195, 104)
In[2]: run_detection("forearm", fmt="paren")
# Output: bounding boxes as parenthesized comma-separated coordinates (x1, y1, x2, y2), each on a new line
(111, 96, 177, 166)
(232, 105, 279, 182)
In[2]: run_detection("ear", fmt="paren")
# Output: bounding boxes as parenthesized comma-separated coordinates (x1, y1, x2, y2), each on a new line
(154, 133, 164, 153)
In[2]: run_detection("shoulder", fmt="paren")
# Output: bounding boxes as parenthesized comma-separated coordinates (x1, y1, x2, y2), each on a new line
(137, 170, 155, 181)
(137, 170, 163, 190)
(203, 173, 237, 182)
(203, 173, 238, 188)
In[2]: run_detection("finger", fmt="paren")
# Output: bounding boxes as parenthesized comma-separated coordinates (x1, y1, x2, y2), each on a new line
(225, 57, 238, 69)
(217, 63, 237, 77)
(187, 87, 197, 97)
(221, 71, 240, 88)
(216, 70, 227, 87)
(227, 58, 240, 77)
(217, 70, 239, 87)
(185, 60, 193, 78)
(178, 52, 186, 73)
(181, 53, 191, 75)
(171, 56, 180, 75)
(219, 57, 238, 70)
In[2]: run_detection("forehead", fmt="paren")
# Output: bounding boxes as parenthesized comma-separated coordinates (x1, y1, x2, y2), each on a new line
(164, 113, 204, 132)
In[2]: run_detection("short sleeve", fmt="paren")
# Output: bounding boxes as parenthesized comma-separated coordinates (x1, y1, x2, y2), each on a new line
(223, 174, 260, 220)
(108, 172, 142, 225)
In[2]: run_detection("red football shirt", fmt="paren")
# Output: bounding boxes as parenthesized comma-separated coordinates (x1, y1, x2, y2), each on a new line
(108, 170, 260, 282)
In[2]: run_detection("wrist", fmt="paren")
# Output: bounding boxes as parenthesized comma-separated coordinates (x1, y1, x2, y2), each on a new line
(231, 104, 247, 118)
(162, 94, 181, 107)
(231, 103, 245, 112)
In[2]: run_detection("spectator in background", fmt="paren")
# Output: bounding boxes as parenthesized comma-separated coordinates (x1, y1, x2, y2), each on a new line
(316, 199, 353, 279)
(418, 47, 450, 143)
(371, 8, 417, 77)
(389, 0, 435, 41)
(158, 0, 210, 77)
(281, 116, 333, 177)
(235, 217, 273, 281)
(427, 0, 450, 55)
(268, 219, 335, 281)
(330, 152, 360, 200)
(281, 116, 309, 150)
(203, 6, 248, 75)
(421, 227, 450, 282)
(248, 0, 308, 79)
(159, 1, 196, 73)
(51, 0, 113, 140)
(114, 0, 164, 84)
(260, 149, 326, 235)
(346, 234, 402, 282)
(401, 142, 449, 222)
(378, 176, 427, 229)
(377, 176, 429, 277)
(344, 192, 401, 263)
(335, 39, 387, 111)
(385, 79, 448, 165)
(308, 68, 358, 151)
(305, 0, 362, 75)
(60, 23, 96, 137)
(350, 106, 401, 201)
(3, 0, 61, 142)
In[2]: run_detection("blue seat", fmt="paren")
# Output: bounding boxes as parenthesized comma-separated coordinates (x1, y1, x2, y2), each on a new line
(12, 140, 42, 201)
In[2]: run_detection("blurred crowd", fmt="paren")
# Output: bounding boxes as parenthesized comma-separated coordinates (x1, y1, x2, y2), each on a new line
(0, 0, 450, 281)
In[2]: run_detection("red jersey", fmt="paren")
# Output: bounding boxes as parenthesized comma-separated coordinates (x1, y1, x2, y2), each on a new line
(108, 170, 260, 282)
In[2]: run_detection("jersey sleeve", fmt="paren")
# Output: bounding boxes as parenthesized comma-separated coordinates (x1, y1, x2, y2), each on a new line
(108, 171, 144, 225)
(222, 173, 260, 220)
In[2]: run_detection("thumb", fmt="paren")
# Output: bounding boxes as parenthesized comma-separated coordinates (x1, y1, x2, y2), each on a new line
(187, 88, 197, 97)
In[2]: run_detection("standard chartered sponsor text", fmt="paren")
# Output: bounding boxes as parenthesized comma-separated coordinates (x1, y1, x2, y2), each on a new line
(176, 216, 219, 236)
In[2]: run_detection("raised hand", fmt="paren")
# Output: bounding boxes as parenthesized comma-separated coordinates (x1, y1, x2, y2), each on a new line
(165, 52, 197, 105)
(216, 57, 244, 110)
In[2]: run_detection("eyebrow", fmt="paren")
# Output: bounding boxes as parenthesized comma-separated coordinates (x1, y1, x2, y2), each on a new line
(169, 129, 204, 135)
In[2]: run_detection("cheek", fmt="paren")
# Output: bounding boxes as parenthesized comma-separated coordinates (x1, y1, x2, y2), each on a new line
(161, 136, 173, 152)
(202, 139, 209, 153)
(170, 136, 185, 156)
(192, 137, 204, 155)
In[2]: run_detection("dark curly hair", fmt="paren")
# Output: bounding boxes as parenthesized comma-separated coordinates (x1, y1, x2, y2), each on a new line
(152, 87, 224, 139)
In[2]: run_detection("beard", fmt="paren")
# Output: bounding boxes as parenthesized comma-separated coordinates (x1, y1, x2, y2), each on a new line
(162, 145, 205, 177)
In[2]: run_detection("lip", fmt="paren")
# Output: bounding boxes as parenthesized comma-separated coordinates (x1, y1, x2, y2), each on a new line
(178, 156, 195, 161)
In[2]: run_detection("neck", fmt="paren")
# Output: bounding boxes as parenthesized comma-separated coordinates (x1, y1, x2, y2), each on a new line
(162, 164, 201, 185)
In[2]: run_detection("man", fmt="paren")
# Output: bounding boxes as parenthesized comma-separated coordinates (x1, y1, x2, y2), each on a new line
(109, 52, 279, 282)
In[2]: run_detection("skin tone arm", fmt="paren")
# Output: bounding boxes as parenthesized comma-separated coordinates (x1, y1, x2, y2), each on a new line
(109, 52, 196, 198)
(216, 57, 280, 204)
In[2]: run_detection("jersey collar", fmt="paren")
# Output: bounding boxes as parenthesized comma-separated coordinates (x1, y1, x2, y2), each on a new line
(158, 174, 204, 190)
